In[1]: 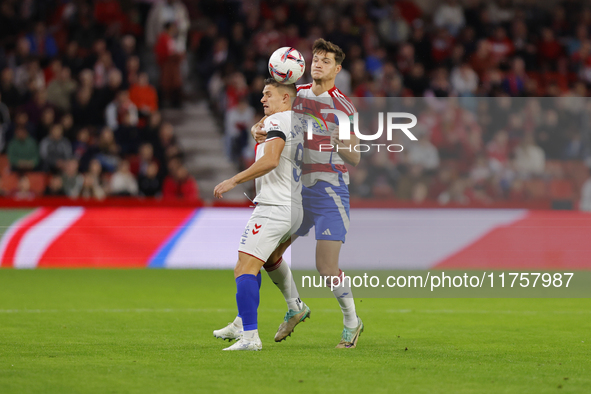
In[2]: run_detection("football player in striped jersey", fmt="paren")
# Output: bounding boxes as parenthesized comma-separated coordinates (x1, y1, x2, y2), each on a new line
(254, 39, 364, 348)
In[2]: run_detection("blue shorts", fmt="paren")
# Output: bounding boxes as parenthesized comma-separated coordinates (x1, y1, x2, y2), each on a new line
(295, 181, 350, 243)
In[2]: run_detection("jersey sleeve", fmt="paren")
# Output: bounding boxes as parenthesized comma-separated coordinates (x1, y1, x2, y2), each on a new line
(263, 116, 287, 141)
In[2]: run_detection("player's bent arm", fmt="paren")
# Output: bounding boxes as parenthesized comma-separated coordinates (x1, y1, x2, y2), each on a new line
(213, 138, 285, 198)
(251, 116, 268, 143)
(333, 133, 361, 166)
(233, 137, 285, 184)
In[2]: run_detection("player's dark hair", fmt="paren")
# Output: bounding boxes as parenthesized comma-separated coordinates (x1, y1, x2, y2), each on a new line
(312, 38, 345, 65)
(264, 78, 297, 98)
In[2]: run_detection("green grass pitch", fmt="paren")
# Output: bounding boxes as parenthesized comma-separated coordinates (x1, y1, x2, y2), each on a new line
(0, 269, 589, 393)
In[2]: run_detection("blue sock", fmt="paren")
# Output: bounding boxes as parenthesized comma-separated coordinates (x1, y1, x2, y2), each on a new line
(236, 274, 260, 331)
(238, 272, 261, 320)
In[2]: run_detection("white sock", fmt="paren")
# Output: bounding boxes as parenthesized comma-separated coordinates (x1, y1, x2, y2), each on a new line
(265, 257, 303, 311)
(330, 270, 358, 328)
(242, 329, 259, 341)
(232, 316, 243, 329)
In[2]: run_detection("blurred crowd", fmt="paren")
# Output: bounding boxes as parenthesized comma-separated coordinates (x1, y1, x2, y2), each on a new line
(3, 0, 591, 205)
(0, 0, 198, 200)
(198, 0, 591, 205)
(347, 96, 591, 205)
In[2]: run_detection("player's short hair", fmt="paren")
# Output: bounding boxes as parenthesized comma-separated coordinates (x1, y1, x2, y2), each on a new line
(264, 78, 297, 98)
(312, 38, 345, 65)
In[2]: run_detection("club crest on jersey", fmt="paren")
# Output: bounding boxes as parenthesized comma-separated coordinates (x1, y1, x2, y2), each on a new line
(268, 120, 281, 131)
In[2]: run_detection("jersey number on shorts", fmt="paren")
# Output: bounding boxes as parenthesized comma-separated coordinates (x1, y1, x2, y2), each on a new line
(293, 142, 304, 182)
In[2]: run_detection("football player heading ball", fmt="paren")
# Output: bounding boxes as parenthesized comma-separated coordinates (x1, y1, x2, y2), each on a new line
(215, 39, 363, 350)
(213, 79, 306, 351)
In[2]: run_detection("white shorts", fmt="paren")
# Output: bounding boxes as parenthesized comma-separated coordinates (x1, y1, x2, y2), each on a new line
(238, 203, 303, 262)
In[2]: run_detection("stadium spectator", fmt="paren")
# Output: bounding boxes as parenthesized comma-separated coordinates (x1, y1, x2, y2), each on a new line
(0, 1, 19, 46)
(93, 50, 117, 90)
(129, 72, 158, 122)
(39, 124, 72, 173)
(12, 175, 35, 200)
(487, 0, 515, 25)
(224, 97, 255, 164)
(73, 159, 106, 200)
(109, 160, 139, 196)
(144, 110, 162, 144)
(97, 68, 124, 111)
(155, 22, 183, 108)
(46, 66, 77, 112)
(7, 126, 39, 172)
(105, 90, 138, 130)
(487, 26, 514, 64)
(135, 143, 155, 177)
(62, 42, 85, 78)
(537, 28, 564, 70)
(377, 5, 410, 47)
(513, 134, 545, 178)
(450, 62, 479, 96)
(406, 132, 440, 172)
(44, 174, 66, 196)
(154, 122, 177, 167)
(146, 0, 190, 51)
(72, 87, 98, 128)
(433, 0, 465, 37)
(26, 21, 58, 60)
(487, 129, 510, 175)
(502, 57, 527, 96)
(21, 89, 52, 127)
(511, 20, 536, 70)
(162, 166, 199, 200)
(95, 127, 120, 173)
(0, 68, 21, 108)
(404, 63, 429, 96)
(125, 55, 141, 87)
(536, 109, 564, 160)
(72, 128, 91, 161)
(36, 107, 55, 142)
(62, 159, 83, 198)
(138, 161, 162, 197)
(61, 113, 76, 142)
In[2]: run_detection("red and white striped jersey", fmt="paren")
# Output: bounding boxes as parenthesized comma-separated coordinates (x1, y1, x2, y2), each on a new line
(295, 83, 356, 187)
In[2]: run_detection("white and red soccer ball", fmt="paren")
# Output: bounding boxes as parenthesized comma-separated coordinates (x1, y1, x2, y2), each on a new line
(268, 47, 305, 84)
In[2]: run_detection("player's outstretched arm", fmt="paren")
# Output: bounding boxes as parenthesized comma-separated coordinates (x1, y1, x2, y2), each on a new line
(332, 133, 361, 166)
(213, 138, 286, 199)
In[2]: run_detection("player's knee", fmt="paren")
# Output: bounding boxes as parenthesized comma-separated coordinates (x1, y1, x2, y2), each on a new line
(316, 263, 339, 278)
(265, 252, 281, 268)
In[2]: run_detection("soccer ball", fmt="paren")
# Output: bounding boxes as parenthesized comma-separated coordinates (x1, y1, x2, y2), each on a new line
(268, 47, 305, 84)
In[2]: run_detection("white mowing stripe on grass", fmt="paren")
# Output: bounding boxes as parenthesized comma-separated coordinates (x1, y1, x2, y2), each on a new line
(0, 308, 589, 315)
(13, 207, 84, 269)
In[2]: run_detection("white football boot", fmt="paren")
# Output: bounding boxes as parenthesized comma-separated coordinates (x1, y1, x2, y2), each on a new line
(222, 331, 262, 351)
(213, 321, 243, 341)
